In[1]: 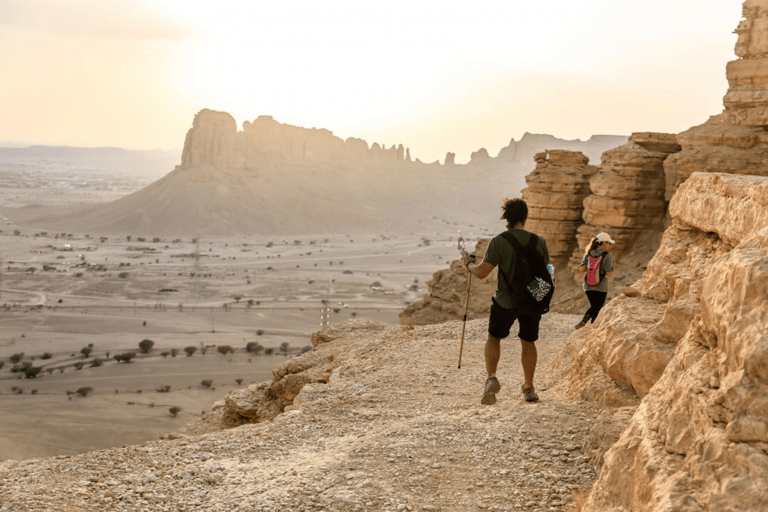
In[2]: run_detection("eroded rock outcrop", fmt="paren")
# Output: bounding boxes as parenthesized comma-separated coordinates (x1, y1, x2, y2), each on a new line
(521, 150, 598, 263)
(664, 0, 768, 199)
(399, 239, 496, 325)
(221, 321, 387, 426)
(570, 132, 681, 274)
(550, 172, 768, 511)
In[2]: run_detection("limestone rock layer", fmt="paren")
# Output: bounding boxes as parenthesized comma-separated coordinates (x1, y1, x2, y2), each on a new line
(572, 132, 680, 268)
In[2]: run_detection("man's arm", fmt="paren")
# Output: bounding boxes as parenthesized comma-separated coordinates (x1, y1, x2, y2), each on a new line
(466, 260, 495, 279)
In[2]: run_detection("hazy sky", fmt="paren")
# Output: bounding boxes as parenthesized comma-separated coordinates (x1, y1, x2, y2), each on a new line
(0, 0, 744, 163)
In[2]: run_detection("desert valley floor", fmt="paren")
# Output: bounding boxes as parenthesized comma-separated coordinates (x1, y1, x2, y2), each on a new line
(0, 188, 477, 461)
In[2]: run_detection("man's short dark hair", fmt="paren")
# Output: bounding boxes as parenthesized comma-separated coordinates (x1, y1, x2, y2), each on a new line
(501, 198, 528, 226)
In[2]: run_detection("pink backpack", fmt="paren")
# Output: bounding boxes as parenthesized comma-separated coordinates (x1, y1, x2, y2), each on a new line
(585, 254, 604, 286)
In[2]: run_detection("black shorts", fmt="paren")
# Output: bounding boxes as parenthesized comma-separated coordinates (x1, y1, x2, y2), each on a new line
(488, 298, 541, 342)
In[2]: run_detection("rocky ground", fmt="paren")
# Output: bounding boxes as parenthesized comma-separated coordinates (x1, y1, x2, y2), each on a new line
(0, 313, 606, 512)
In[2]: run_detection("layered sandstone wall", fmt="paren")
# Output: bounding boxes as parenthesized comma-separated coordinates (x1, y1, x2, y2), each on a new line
(521, 150, 598, 263)
(569, 132, 680, 276)
(571, 172, 768, 512)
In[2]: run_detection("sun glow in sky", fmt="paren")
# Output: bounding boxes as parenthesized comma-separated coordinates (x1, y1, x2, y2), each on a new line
(0, 0, 743, 163)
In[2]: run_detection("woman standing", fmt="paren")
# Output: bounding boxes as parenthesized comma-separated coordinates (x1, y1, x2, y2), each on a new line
(575, 232, 615, 329)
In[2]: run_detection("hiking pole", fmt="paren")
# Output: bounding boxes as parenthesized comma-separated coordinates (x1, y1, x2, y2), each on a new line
(457, 231, 474, 368)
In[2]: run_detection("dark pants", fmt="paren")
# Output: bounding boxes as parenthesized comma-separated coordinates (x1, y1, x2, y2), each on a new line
(582, 290, 607, 323)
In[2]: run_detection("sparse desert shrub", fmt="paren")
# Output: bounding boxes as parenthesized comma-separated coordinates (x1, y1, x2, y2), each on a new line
(11, 361, 32, 373)
(245, 342, 263, 354)
(235, 378, 243, 385)
(138, 339, 154, 353)
(114, 352, 136, 364)
(90, 358, 103, 367)
(264, 348, 275, 356)
(256, 329, 264, 336)
(184, 346, 197, 357)
(40, 352, 52, 360)
(23, 366, 42, 379)
(0, 361, 5, 370)
(161, 351, 170, 358)
(80, 346, 93, 358)
(9, 353, 24, 364)
(279, 342, 290, 354)
(156, 385, 171, 393)
(200, 380, 213, 389)
(300, 346, 312, 354)
(74, 362, 84, 370)
(169, 406, 181, 417)
(76, 387, 93, 397)
(217, 345, 233, 355)
(200, 347, 208, 355)
(170, 349, 178, 357)
(118, 271, 129, 278)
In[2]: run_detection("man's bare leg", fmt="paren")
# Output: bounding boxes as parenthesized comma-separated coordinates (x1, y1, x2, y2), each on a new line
(520, 338, 539, 401)
(520, 339, 537, 387)
(481, 334, 502, 405)
(485, 334, 501, 377)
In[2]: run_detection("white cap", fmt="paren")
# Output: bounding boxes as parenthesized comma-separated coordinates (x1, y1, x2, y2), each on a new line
(596, 232, 615, 244)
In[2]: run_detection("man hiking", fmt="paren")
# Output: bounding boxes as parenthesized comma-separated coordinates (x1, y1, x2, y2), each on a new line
(463, 198, 550, 404)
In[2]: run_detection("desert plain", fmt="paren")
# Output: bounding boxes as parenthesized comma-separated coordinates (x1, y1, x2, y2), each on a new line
(0, 153, 482, 462)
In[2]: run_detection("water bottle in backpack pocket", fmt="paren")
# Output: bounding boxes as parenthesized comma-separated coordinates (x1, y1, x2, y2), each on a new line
(585, 254, 603, 286)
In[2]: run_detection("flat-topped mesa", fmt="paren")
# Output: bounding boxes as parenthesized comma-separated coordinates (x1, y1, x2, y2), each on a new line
(521, 150, 598, 263)
(180, 109, 407, 171)
(570, 132, 681, 276)
(664, 1, 768, 200)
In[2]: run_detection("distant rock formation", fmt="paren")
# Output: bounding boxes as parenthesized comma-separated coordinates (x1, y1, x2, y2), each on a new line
(494, 133, 626, 170)
(181, 111, 406, 172)
(4, 106, 626, 237)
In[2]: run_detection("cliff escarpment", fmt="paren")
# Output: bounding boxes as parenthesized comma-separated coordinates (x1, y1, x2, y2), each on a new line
(3, 110, 625, 237)
(557, 172, 768, 512)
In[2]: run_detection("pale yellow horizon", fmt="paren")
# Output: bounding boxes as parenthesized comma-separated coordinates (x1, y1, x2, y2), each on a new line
(0, 0, 743, 163)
